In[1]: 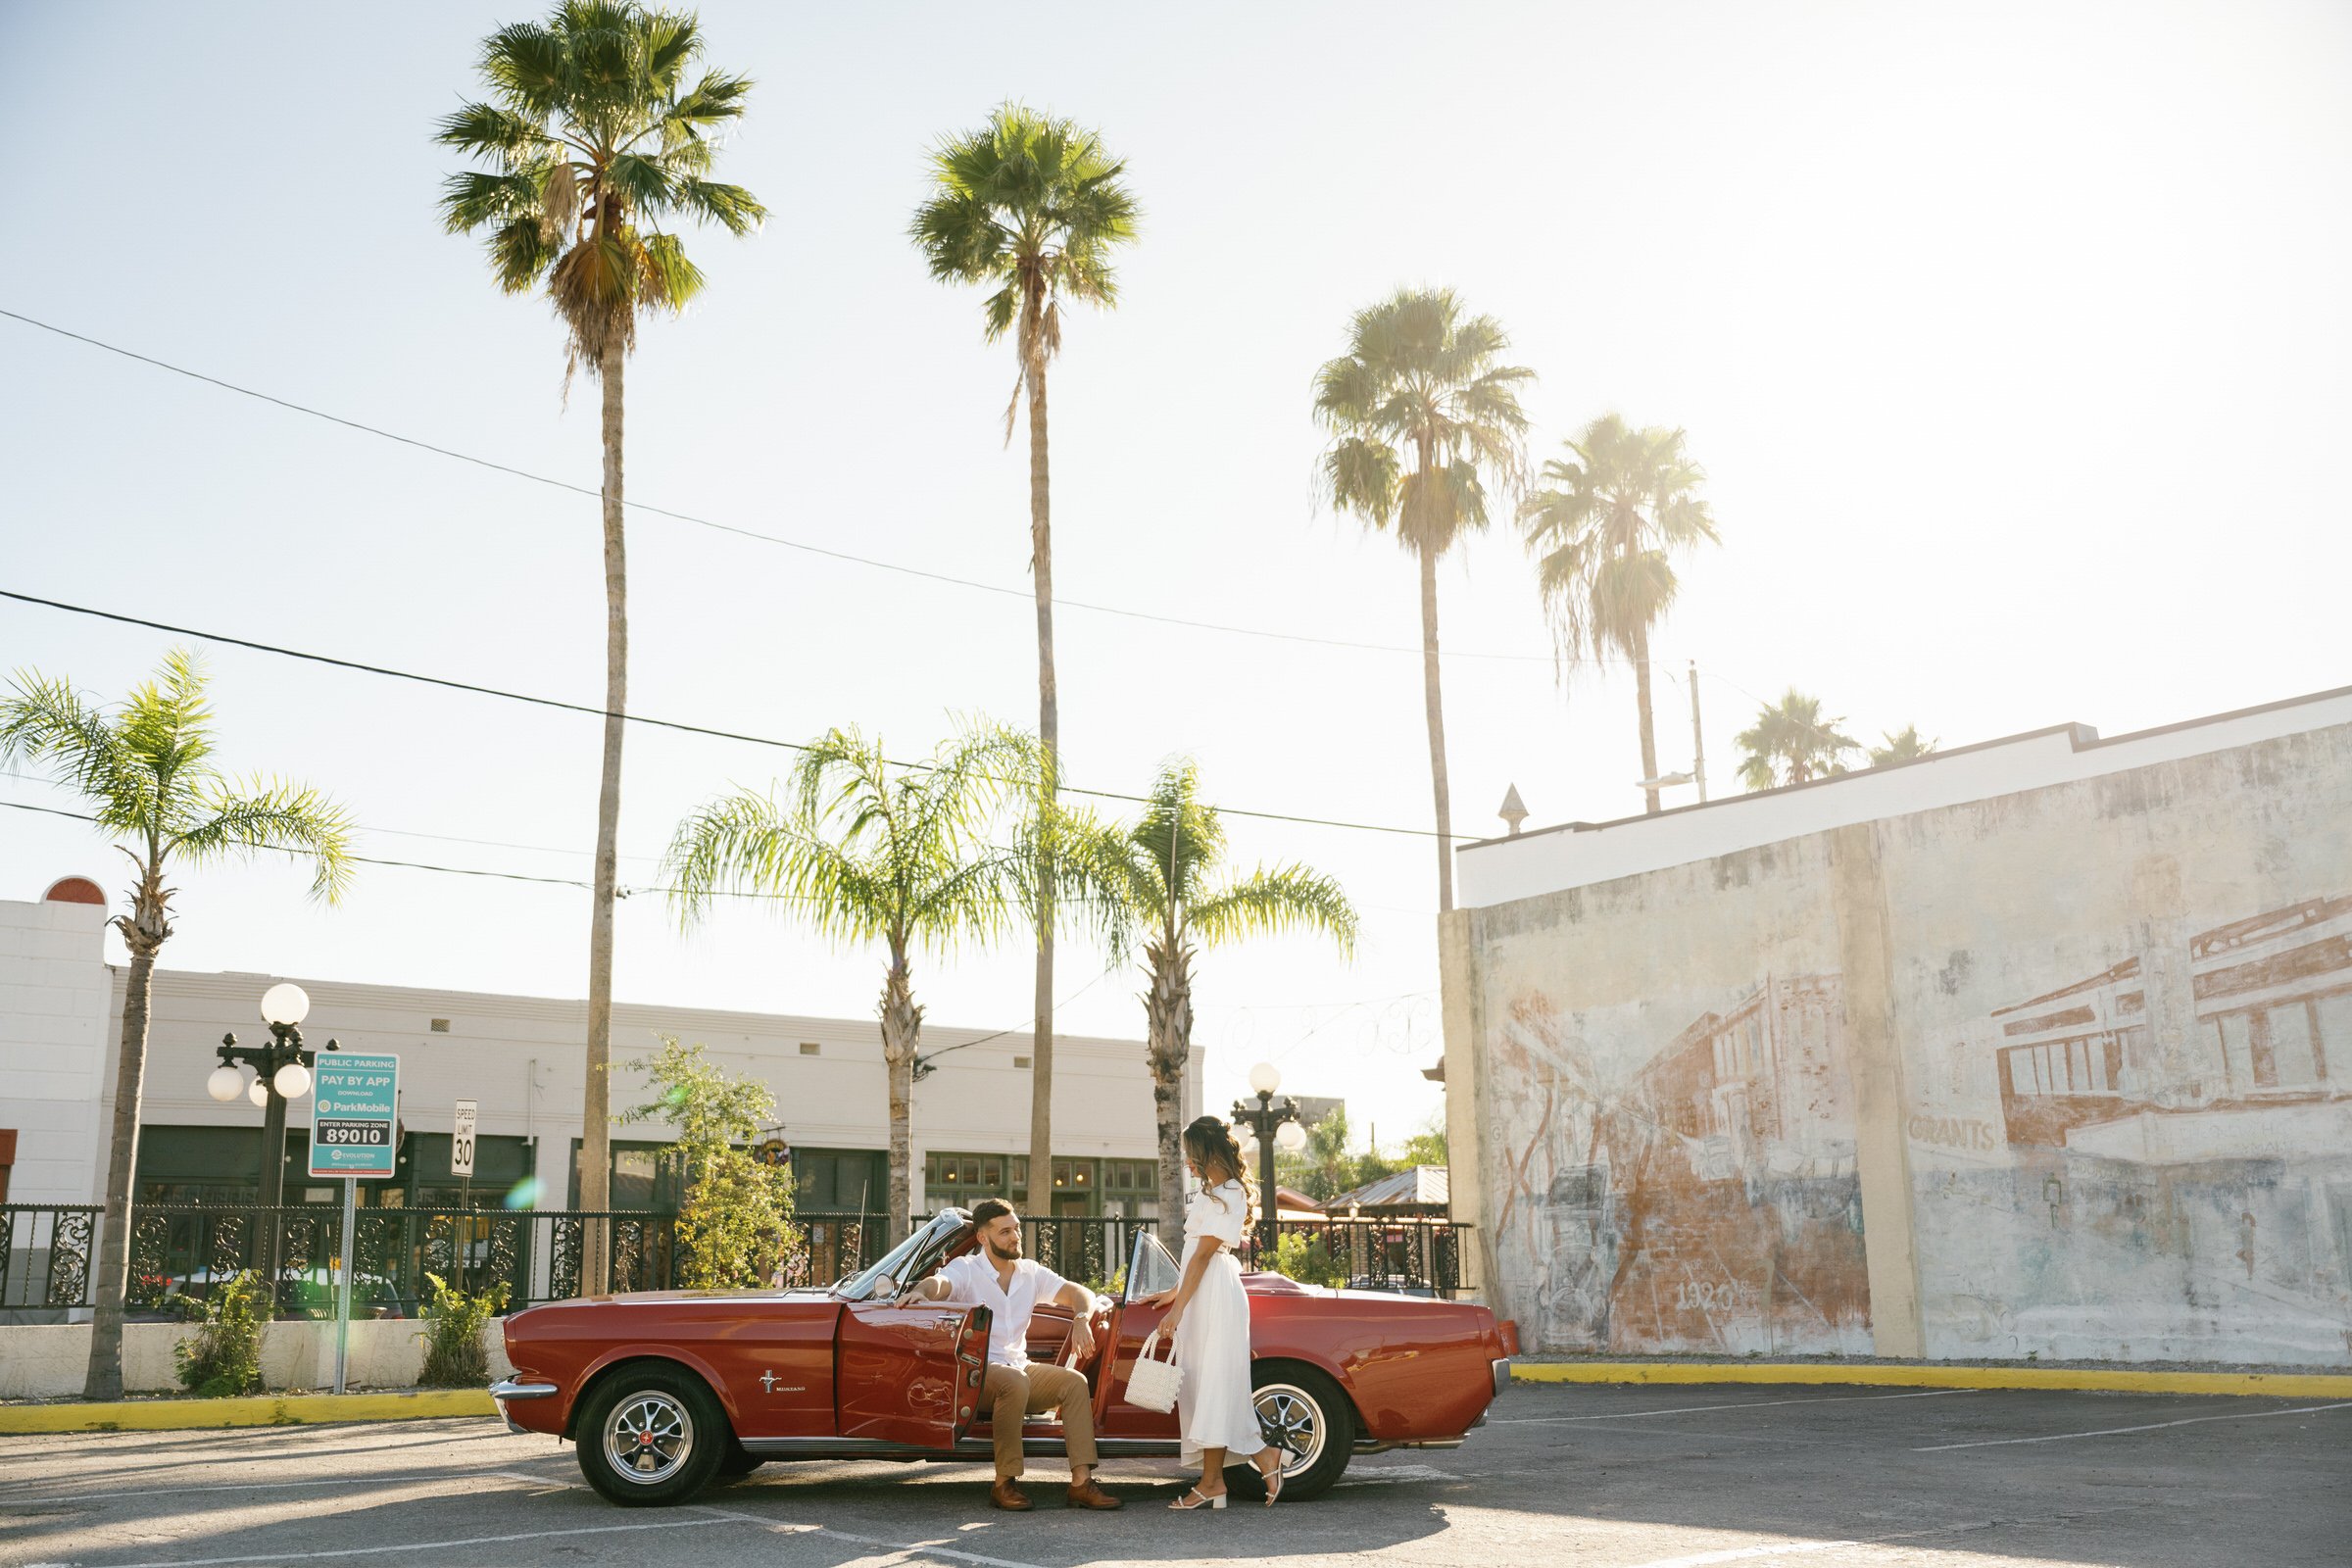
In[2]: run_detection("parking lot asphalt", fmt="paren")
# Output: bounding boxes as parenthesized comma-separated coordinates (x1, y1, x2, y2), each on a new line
(1, 1382, 2345, 1568)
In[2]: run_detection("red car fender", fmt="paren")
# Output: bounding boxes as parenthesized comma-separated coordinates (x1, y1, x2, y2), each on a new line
(563, 1342, 743, 1438)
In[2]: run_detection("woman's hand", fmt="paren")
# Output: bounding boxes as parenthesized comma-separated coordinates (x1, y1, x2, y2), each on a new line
(1159, 1302, 1185, 1338)
(1142, 1288, 1179, 1309)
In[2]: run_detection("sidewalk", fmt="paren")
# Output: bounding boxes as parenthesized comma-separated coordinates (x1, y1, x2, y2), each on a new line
(0, 1389, 492, 1435)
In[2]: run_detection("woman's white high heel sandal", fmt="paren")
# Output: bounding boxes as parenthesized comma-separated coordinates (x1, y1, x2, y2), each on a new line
(1169, 1488, 1226, 1510)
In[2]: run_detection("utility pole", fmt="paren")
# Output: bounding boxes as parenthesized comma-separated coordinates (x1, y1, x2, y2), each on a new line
(1689, 660, 1708, 803)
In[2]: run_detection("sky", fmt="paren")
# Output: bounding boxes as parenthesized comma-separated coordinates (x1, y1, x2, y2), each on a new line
(3, 1, 2349, 1154)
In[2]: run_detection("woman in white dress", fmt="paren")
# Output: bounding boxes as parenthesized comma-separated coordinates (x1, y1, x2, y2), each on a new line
(1144, 1116, 1284, 1510)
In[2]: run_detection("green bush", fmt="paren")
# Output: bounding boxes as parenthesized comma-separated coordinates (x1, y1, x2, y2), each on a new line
(1271, 1233, 1347, 1289)
(624, 1038, 799, 1290)
(173, 1271, 270, 1397)
(416, 1272, 510, 1389)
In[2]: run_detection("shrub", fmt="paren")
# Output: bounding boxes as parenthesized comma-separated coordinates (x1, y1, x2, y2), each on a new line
(1271, 1233, 1347, 1289)
(416, 1272, 510, 1388)
(173, 1270, 270, 1397)
(624, 1038, 799, 1290)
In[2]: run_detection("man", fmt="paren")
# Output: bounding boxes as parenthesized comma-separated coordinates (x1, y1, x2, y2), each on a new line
(898, 1198, 1123, 1511)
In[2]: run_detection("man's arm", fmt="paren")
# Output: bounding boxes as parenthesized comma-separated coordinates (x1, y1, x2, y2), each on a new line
(895, 1259, 969, 1306)
(1053, 1279, 1100, 1358)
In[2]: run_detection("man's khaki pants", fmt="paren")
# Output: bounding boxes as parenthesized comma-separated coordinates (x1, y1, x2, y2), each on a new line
(981, 1362, 1097, 1480)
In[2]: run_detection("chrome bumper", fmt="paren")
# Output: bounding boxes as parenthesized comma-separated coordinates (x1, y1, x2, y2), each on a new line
(1492, 1357, 1512, 1396)
(490, 1378, 561, 1437)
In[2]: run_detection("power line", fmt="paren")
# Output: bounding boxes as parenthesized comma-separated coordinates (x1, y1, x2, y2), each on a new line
(0, 586, 1457, 839)
(0, 307, 1605, 668)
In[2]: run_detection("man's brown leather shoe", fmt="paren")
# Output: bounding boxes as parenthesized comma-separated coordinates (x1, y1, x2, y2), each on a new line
(1065, 1477, 1124, 1510)
(990, 1478, 1032, 1511)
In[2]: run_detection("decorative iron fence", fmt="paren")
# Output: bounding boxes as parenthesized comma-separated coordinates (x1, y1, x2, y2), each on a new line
(1, 1202, 1470, 1314)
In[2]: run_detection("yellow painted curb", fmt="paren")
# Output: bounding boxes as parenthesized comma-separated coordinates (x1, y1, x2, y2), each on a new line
(1508, 1360, 2352, 1398)
(0, 1389, 495, 1435)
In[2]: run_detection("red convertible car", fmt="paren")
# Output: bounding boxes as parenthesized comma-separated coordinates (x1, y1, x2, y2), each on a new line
(493, 1207, 1512, 1506)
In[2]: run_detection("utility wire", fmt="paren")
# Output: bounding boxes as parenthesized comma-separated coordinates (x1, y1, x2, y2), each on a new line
(0, 587, 1457, 839)
(0, 307, 1604, 667)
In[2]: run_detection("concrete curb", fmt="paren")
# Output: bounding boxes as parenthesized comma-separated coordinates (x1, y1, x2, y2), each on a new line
(1508, 1359, 2352, 1398)
(0, 1389, 494, 1434)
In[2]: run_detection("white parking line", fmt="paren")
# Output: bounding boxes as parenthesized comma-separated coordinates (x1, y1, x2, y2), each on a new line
(0, 1468, 548, 1508)
(696, 1503, 1051, 1568)
(1492, 1387, 1984, 1424)
(1618, 1539, 1863, 1568)
(50, 1514, 735, 1568)
(1914, 1398, 2352, 1451)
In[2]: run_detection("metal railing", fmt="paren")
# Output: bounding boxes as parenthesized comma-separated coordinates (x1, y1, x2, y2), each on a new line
(1, 1202, 1471, 1314)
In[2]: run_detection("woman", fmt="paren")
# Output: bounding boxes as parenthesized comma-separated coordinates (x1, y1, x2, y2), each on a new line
(1144, 1115, 1284, 1510)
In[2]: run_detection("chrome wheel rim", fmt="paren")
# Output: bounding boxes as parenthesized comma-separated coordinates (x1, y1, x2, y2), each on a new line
(603, 1390, 694, 1485)
(1253, 1383, 1324, 1477)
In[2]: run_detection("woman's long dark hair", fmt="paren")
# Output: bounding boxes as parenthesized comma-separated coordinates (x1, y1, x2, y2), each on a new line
(1183, 1115, 1256, 1224)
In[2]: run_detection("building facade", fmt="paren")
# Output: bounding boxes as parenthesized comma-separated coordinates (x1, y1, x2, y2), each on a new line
(1442, 686, 2352, 1368)
(0, 897, 1194, 1225)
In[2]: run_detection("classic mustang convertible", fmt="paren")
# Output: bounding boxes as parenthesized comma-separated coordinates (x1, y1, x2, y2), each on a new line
(493, 1207, 1513, 1505)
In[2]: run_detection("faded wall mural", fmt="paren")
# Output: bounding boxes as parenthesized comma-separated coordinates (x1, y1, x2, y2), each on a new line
(1468, 717, 2352, 1366)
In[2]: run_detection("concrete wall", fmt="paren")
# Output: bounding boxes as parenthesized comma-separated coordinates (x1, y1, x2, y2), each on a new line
(0, 898, 112, 1204)
(1447, 700, 2352, 1367)
(0, 1317, 515, 1398)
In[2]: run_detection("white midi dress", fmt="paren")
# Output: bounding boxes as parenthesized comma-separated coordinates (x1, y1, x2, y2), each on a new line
(1173, 1179, 1265, 1465)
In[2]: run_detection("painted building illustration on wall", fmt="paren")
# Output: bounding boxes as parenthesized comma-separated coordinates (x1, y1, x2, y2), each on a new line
(1449, 688, 2352, 1368)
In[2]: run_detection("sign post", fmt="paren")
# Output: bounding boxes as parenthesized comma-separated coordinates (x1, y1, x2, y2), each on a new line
(309, 1052, 400, 1396)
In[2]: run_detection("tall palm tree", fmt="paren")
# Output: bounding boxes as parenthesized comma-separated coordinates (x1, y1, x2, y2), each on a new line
(0, 651, 353, 1398)
(1736, 689, 1860, 790)
(911, 104, 1139, 1208)
(437, 1, 763, 1288)
(1869, 724, 1937, 766)
(1059, 761, 1356, 1226)
(1518, 415, 1719, 816)
(1314, 288, 1533, 910)
(662, 724, 1035, 1239)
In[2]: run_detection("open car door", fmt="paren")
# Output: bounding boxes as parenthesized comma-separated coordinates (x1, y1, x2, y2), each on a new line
(837, 1298, 992, 1446)
(1096, 1228, 1184, 1439)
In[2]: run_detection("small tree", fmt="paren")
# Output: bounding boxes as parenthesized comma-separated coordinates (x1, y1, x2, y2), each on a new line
(173, 1270, 270, 1398)
(1868, 724, 1937, 766)
(1736, 689, 1861, 790)
(623, 1038, 797, 1289)
(416, 1272, 510, 1388)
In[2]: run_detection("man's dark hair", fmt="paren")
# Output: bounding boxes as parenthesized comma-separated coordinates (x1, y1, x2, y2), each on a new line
(970, 1198, 1016, 1228)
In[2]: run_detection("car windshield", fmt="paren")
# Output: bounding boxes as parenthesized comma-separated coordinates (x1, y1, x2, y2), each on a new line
(832, 1207, 972, 1301)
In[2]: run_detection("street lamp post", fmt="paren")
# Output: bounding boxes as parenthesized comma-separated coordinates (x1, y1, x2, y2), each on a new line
(1231, 1061, 1308, 1259)
(206, 983, 337, 1295)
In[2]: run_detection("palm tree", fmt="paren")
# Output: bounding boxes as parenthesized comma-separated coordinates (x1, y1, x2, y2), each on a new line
(1518, 415, 1720, 816)
(1059, 761, 1355, 1226)
(911, 104, 1139, 1210)
(1869, 724, 1937, 766)
(1314, 288, 1533, 910)
(0, 651, 353, 1398)
(1736, 689, 1861, 790)
(662, 724, 1035, 1239)
(437, 1, 763, 1288)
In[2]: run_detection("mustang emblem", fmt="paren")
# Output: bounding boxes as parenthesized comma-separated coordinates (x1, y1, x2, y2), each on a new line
(759, 1370, 779, 1393)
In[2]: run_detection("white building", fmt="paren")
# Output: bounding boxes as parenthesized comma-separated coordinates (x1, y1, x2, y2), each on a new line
(0, 887, 1194, 1225)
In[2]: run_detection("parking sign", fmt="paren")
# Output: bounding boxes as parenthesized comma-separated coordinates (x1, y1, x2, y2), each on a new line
(309, 1053, 401, 1178)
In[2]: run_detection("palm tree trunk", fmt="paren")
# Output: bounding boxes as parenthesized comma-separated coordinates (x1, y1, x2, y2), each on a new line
(879, 953, 921, 1241)
(1025, 353, 1057, 1222)
(1144, 934, 1194, 1231)
(581, 337, 627, 1293)
(1416, 548, 1455, 912)
(82, 920, 162, 1399)
(1634, 623, 1661, 816)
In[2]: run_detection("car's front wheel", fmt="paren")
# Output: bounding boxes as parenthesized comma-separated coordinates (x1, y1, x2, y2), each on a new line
(1228, 1362, 1354, 1501)
(573, 1363, 730, 1506)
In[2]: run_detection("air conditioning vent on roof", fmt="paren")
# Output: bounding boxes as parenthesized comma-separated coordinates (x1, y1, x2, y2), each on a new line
(429, 1019, 451, 1033)
(1013, 1055, 1031, 1069)
(800, 1042, 821, 1055)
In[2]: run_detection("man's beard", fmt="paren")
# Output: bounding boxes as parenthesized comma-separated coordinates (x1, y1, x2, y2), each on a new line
(985, 1234, 1022, 1263)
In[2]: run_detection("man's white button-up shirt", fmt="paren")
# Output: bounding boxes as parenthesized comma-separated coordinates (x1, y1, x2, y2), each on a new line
(937, 1253, 1070, 1370)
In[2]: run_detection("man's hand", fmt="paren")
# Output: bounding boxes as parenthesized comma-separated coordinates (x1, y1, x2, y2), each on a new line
(1067, 1313, 1096, 1361)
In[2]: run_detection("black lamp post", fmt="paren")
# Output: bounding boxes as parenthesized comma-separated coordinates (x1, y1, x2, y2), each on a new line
(1231, 1060, 1303, 1258)
(205, 982, 336, 1292)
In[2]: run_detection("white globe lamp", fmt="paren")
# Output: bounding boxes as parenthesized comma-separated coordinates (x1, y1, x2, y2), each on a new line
(206, 1064, 246, 1102)
(247, 1077, 270, 1106)
(260, 983, 310, 1027)
(273, 1061, 312, 1100)
(1247, 1061, 1282, 1097)
(1275, 1119, 1308, 1152)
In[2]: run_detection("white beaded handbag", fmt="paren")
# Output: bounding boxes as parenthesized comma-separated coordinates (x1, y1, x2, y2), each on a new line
(1125, 1328, 1182, 1414)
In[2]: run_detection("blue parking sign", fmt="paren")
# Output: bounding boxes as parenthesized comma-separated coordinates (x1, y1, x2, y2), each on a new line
(309, 1053, 401, 1178)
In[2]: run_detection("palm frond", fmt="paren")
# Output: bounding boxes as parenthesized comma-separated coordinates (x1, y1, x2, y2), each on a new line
(172, 775, 356, 904)
(1192, 864, 1358, 956)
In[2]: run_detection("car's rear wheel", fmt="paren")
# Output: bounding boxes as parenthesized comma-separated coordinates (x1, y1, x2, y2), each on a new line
(573, 1363, 729, 1506)
(1227, 1362, 1353, 1501)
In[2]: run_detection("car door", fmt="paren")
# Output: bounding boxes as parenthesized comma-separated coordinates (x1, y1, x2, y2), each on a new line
(836, 1297, 992, 1446)
(1095, 1230, 1184, 1439)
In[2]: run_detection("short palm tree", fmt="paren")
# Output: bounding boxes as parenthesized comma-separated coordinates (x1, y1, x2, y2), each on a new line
(0, 651, 353, 1399)
(437, 0, 763, 1285)
(1869, 724, 1937, 766)
(1736, 689, 1861, 790)
(1518, 414, 1720, 816)
(1315, 288, 1533, 910)
(911, 104, 1139, 1212)
(662, 724, 1035, 1239)
(1059, 761, 1356, 1226)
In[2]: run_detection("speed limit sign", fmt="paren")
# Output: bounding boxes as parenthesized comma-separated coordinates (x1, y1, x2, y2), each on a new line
(452, 1099, 477, 1178)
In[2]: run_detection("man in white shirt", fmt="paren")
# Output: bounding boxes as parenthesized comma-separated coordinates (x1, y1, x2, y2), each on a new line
(899, 1199, 1122, 1511)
